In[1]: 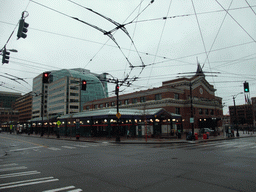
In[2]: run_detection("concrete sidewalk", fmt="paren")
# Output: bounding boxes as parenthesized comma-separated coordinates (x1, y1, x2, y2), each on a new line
(3, 130, 255, 144)
(0, 131, 255, 157)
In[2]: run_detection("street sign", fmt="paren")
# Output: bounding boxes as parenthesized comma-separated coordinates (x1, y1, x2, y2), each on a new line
(56, 121, 61, 126)
(190, 117, 194, 123)
(116, 112, 121, 119)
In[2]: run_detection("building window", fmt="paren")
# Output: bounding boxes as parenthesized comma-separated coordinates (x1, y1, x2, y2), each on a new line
(86, 106, 90, 110)
(132, 98, 137, 104)
(199, 108, 203, 115)
(106, 103, 109, 107)
(124, 99, 129, 105)
(118, 101, 122, 106)
(174, 93, 179, 100)
(155, 94, 162, 100)
(100, 104, 103, 108)
(94, 105, 98, 109)
(210, 109, 214, 115)
(175, 108, 180, 114)
(140, 96, 146, 103)
(111, 102, 115, 106)
(205, 109, 209, 115)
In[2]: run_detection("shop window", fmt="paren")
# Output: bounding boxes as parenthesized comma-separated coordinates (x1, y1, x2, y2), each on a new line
(174, 93, 179, 100)
(155, 94, 162, 100)
(124, 99, 129, 105)
(140, 96, 146, 102)
(132, 98, 137, 104)
(175, 108, 180, 114)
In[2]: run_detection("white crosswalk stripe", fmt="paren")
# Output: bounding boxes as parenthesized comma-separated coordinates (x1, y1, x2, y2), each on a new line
(0, 177, 59, 190)
(48, 147, 61, 151)
(10, 146, 44, 152)
(73, 144, 88, 148)
(43, 185, 76, 192)
(200, 142, 256, 150)
(62, 146, 76, 149)
(0, 163, 82, 191)
(0, 170, 40, 178)
(0, 166, 27, 172)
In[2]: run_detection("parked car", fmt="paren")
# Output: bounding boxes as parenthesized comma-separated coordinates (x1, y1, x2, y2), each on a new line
(200, 128, 214, 134)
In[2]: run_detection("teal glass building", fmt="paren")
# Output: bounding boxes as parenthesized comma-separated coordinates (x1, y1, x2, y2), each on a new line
(32, 68, 108, 121)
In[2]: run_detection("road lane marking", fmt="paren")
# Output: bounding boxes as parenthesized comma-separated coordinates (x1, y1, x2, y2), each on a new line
(0, 171, 40, 178)
(48, 147, 61, 151)
(0, 177, 59, 190)
(10, 146, 44, 152)
(68, 189, 83, 192)
(62, 146, 76, 149)
(43, 185, 76, 192)
(73, 145, 88, 148)
(0, 163, 18, 167)
(0, 166, 27, 172)
(0, 135, 47, 148)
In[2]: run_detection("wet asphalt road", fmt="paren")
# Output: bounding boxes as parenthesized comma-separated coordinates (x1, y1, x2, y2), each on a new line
(0, 133, 256, 192)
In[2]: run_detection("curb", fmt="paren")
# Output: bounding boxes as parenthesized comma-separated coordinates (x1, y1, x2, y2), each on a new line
(4, 132, 256, 145)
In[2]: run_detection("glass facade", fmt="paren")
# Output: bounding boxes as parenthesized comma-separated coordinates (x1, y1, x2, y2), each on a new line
(32, 68, 108, 120)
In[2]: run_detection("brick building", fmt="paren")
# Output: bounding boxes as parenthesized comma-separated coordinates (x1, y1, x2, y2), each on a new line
(14, 92, 32, 124)
(84, 64, 223, 132)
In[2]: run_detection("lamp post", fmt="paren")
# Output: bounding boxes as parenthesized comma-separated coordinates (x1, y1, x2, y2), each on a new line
(233, 92, 243, 137)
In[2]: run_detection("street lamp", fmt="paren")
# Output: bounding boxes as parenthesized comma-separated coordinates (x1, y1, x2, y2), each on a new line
(8, 49, 18, 52)
(233, 92, 243, 137)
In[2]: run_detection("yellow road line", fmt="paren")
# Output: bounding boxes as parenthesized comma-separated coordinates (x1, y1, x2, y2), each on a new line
(0, 135, 48, 148)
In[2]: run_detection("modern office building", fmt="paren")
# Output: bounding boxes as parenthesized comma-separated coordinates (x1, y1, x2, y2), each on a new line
(0, 91, 21, 108)
(0, 91, 21, 131)
(31, 68, 108, 121)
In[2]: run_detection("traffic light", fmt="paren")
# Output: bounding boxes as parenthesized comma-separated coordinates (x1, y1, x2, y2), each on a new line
(244, 82, 249, 92)
(42, 72, 50, 83)
(81, 80, 87, 91)
(17, 18, 29, 39)
(2, 48, 10, 64)
(115, 84, 119, 95)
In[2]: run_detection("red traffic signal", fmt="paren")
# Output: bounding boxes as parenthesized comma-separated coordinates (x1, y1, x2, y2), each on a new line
(115, 84, 119, 95)
(82, 80, 87, 90)
(42, 72, 50, 83)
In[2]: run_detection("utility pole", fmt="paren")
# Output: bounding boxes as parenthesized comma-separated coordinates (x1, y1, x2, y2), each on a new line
(190, 81, 195, 140)
(115, 80, 120, 142)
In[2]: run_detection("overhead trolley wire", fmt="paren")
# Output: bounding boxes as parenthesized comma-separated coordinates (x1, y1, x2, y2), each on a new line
(244, 0, 256, 16)
(215, 0, 256, 43)
(146, 0, 173, 85)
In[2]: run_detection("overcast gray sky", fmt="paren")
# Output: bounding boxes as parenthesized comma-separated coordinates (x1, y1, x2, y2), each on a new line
(1, 0, 256, 115)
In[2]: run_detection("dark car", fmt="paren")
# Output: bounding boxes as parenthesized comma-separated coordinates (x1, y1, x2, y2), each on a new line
(200, 128, 214, 134)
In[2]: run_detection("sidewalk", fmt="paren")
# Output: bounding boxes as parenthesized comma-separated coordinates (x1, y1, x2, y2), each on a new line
(3, 131, 256, 144)
(1, 131, 255, 157)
